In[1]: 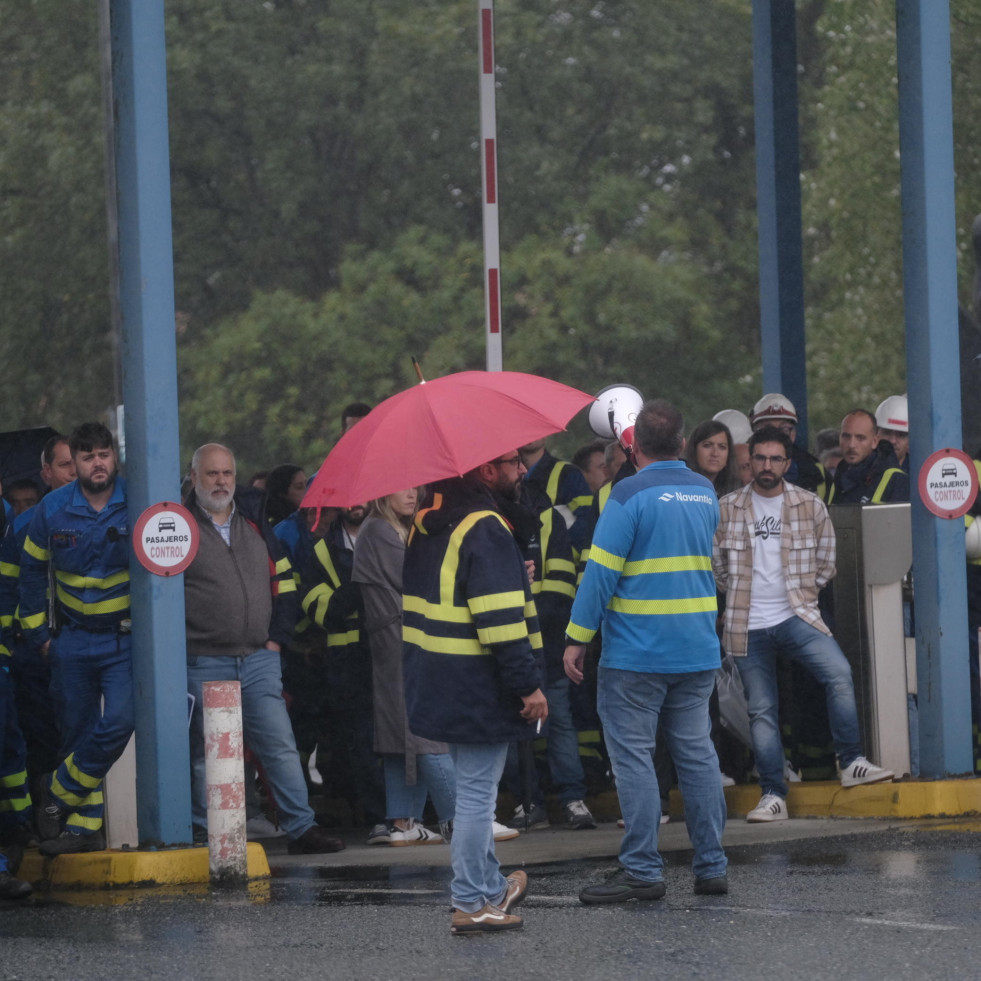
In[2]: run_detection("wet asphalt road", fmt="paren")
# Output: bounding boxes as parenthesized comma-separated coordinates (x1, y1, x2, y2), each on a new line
(3, 823, 981, 981)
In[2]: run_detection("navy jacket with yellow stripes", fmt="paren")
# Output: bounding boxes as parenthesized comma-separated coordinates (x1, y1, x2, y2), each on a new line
(403, 477, 545, 744)
(20, 477, 130, 643)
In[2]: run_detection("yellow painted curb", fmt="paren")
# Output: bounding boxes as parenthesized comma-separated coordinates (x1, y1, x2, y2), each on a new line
(720, 779, 981, 820)
(18, 842, 270, 889)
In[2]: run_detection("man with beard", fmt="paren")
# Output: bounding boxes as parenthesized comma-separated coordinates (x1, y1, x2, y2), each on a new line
(19, 423, 133, 854)
(713, 426, 893, 825)
(183, 444, 343, 854)
(403, 450, 547, 934)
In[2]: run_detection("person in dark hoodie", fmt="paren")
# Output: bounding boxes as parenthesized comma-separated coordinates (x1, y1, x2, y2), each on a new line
(183, 443, 343, 855)
(402, 451, 547, 935)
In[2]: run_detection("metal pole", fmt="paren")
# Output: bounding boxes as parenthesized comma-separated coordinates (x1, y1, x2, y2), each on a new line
(478, 0, 503, 371)
(895, 0, 973, 776)
(751, 0, 809, 443)
(107, 0, 193, 843)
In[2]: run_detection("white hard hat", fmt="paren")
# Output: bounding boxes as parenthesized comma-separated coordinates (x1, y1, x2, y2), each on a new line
(712, 409, 752, 445)
(751, 393, 798, 426)
(875, 395, 908, 434)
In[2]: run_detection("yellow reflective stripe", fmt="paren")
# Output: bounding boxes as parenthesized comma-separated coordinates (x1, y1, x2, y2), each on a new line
(568, 493, 592, 513)
(275, 557, 291, 576)
(302, 582, 332, 617)
(65, 814, 105, 832)
(403, 625, 484, 656)
(56, 588, 129, 617)
(327, 629, 360, 646)
(52, 779, 104, 809)
(621, 555, 712, 576)
(468, 590, 526, 616)
(870, 468, 904, 504)
(438, 510, 511, 607)
(540, 579, 576, 600)
(0, 795, 31, 814)
(546, 462, 565, 504)
(313, 539, 341, 589)
(23, 536, 50, 561)
(476, 621, 530, 647)
(56, 569, 130, 590)
(528, 630, 543, 650)
(403, 593, 472, 624)
(589, 546, 625, 572)
(0, 561, 19, 577)
(608, 595, 717, 615)
(545, 558, 576, 577)
(566, 622, 595, 643)
(0, 614, 12, 629)
(278, 578, 297, 594)
(0, 769, 27, 789)
(19, 610, 46, 629)
(66, 753, 103, 789)
(598, 482, 612, 514)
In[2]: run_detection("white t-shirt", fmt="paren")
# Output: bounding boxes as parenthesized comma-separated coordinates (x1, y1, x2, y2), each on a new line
(748, 490, 794, 630)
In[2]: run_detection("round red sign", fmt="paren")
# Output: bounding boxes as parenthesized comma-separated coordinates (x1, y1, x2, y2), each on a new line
(132, 501, 200, 576)
(917, 448, 979, 519)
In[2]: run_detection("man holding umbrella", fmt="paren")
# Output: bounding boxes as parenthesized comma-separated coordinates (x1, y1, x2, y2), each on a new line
(402, 451, 548, 935)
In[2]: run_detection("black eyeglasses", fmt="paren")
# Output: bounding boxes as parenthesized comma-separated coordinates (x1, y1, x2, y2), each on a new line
(752, 454, 788, 466)
(494, 456, 522, 467)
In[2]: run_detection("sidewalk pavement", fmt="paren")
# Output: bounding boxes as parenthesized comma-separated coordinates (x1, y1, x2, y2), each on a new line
(15, 777, 981, 889)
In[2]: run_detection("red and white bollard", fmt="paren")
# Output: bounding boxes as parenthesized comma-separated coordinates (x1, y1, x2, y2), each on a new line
(203, 680, 248, 884)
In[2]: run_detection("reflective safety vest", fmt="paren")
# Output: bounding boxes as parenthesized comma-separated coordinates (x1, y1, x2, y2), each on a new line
(301, 533, 360, 648)
(826, 467, 905, 505)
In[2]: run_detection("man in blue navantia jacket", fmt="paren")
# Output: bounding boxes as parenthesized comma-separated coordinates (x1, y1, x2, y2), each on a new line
(564, 398, 729, 903)
(20, 422, 133, 856)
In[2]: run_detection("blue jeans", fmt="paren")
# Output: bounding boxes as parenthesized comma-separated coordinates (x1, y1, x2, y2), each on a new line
(187, 649, 316, 840)
(738, 616, 862, 799)
(382, 752, 456, 822)
(48, 627, 135, 834)
(598, 666, 727, 882)
(447, 742, 510, 913)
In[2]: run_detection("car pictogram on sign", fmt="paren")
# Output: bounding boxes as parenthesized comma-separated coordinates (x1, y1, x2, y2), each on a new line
(941, 464, 957, 479)
(157, 517, 176, 532)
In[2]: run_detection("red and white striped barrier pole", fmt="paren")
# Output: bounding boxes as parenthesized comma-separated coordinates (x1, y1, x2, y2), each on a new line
(203, 680, 248, 884)
(478, 0, 503, 371)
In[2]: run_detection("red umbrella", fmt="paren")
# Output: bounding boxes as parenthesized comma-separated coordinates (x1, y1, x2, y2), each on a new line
(303, 371, 595, 508)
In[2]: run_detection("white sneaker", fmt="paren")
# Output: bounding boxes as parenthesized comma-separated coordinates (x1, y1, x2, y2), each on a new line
(245, 814, 286, 839)
(720, 772, 736, 787)
(840, 756, 894, 788)
(389, 820, 445, 846)
(746, 793, 788, 823)
(493, 820, 520, 842)
(784, 760, 802, 783)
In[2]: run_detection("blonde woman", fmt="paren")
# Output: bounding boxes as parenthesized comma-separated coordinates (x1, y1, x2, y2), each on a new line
(352, 488, 456, 844)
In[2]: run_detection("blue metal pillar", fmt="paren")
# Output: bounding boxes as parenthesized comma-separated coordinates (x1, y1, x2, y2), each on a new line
(895, 0, 972, 777)
(751, 0, 809, 442)
(109, 0, 192, 843)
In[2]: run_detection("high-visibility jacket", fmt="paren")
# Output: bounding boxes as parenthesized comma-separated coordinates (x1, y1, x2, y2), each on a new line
(828, 448, 908, 505)
(300, 519, 361, 650)
(402, 478, 544, 744)
(20, 478, 130, 642)
(524, 450, 592, 518)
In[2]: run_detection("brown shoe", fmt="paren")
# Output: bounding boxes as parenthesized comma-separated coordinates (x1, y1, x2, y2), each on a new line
(499, 869, 527, 914)
(287, 825, 345, 854)
(451, 903, 522, 935)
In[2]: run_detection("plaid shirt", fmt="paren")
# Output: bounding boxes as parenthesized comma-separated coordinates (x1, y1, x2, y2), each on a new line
(712, 481, 835, 656)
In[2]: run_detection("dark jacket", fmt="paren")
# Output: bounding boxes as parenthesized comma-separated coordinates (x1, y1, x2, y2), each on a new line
(184, 486, 297, 657)
(829, 447, 909, 505)
(402, 477, 545, 744)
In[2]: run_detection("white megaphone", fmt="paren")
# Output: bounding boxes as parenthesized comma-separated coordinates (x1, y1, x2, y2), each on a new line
(589, 384, 644, 452)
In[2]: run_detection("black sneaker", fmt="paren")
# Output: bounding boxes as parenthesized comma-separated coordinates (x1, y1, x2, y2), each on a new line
(0, 870, 33, 900)
(507, 803, 549, 831)
(694, 875, 729, 895)
(34, 774, 64, 842)
(579, 868, 666, 904)
(39, 828, 106, 857)
(287, 825, 345, 854)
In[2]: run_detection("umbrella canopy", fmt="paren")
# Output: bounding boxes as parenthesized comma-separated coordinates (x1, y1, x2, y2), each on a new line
(0, 426, 60, 487)
(303, 371, 595, 508)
